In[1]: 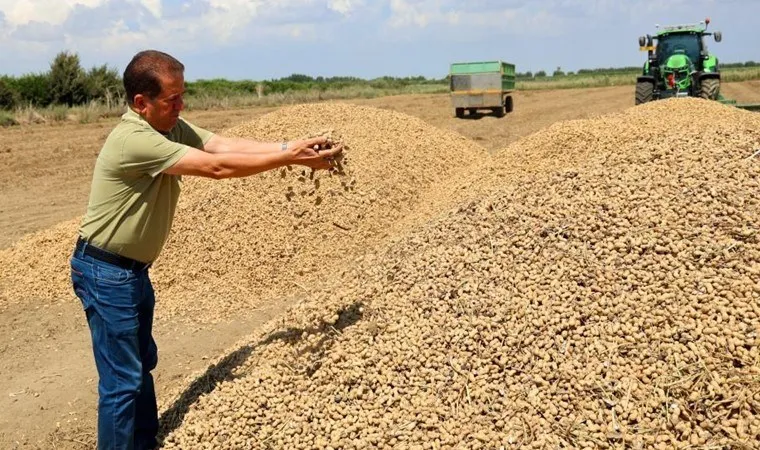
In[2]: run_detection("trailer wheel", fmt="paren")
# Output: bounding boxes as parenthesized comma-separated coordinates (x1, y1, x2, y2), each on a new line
(504, 96, 514, 113)
(493, 107, 505, 118)
(455, 108, 464, 118)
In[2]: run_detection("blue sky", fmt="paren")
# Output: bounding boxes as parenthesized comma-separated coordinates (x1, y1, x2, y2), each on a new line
(0, 0, 758, 81)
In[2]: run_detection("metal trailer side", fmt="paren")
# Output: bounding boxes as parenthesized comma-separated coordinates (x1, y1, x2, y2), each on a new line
(450, 61, 516, 117)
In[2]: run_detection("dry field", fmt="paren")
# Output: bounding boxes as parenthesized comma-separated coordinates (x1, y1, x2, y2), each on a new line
(0, 82, 759, 449)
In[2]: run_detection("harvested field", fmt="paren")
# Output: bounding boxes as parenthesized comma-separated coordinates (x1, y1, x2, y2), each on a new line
(161, 99, 760, 449)
(2, 86, 760, 449)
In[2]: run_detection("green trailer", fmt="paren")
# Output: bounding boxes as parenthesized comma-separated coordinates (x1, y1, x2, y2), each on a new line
(450, 61, 516, 118)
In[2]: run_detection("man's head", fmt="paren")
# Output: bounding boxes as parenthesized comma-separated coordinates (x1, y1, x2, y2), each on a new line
(124, 50, 186, 132)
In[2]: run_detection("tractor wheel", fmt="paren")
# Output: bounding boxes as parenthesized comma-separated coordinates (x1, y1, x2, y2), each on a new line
(504, 95, 514, 113)
(635, 82, 654, 105)
(455, 108, 464, 118)
(699, 78, 720, 101)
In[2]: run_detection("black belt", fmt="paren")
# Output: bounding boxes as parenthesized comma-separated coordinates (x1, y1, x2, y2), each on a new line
(75, 237, 151, 271)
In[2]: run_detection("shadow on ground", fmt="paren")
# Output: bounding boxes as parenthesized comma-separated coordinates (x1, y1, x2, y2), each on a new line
(456, 110, 509, 121)
(156, 302, 364, 443)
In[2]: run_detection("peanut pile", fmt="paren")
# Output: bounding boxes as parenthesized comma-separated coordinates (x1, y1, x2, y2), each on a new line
(161, 99, 760, 449)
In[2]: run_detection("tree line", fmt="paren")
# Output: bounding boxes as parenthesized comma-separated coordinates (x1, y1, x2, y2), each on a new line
(186, 74, 446, 98)
(0, 51, 448, 110)
(0, 52, 123, 110)
(2, 51, 759, 110)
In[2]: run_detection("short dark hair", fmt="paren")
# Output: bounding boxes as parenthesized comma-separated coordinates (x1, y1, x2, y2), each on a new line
(123, 50, 184, 105)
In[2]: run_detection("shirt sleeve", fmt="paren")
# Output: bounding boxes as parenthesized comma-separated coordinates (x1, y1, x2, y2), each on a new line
(120, 129, 191, 178)
(176, 118, 215, 148)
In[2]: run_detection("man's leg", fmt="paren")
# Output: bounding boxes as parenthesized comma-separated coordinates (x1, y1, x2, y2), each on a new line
(72, 255, 144, 450)
(134, 273, 159, 450)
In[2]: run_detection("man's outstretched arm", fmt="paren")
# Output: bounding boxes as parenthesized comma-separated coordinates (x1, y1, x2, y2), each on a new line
(203, 135, 328, 155)
(163, 141, 342, 179)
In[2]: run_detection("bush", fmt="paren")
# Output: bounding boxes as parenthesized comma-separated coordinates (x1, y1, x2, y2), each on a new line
(0, 110, 17, 126)
(12, 73, 50, 106)
(0, 78, 18, 110)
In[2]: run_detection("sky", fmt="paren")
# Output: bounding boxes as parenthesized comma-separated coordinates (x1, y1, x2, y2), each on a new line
(0, 0, 758, 81)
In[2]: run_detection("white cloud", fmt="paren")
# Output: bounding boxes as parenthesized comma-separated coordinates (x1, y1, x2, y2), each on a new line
(385, 0, 561, 37)
(328, 0, 360, 16)
(0, 0, 334, 54)
(46, 0, 331, 57)
(207, 0, 260, 13)
(383, 0, 737, 34)
(137, 0, 162, 18)
(386, 0, 540, 31)
(196, 0, 332, 41)
(202, 0, 262, 41)
(0, 0, 368, 47)
(388, 0, 431, 28)
(11, 20, 65, 41)
(0, 0, 106, 26)
(2, 0, 750, 78)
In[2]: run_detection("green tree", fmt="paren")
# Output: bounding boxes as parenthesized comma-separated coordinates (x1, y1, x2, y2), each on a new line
(49, 51, 87, 106)
(85, 64, 123, 105)
(283, 73, 314, 83)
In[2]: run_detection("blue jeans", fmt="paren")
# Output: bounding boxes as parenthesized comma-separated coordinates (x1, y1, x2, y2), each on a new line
(71, 244, 159, 450)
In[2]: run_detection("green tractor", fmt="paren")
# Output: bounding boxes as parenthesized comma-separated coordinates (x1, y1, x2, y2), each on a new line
(636, 18, 722, 104)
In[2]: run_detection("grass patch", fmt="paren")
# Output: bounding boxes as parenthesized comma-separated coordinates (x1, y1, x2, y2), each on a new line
(0, 110, 17, 126)
(183, 84, 449, 110)
(517, 66, 760, 90)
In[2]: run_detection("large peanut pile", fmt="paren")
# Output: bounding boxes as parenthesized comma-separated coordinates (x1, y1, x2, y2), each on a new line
(152, 103, 489, 320)
(161, 99, 760, 449)
(0, 104, 488, 322)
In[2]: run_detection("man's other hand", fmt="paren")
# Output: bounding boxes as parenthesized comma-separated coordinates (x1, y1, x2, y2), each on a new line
(289, 140, 344, 170)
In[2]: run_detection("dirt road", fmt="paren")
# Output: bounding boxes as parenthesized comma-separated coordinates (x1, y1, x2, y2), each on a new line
(0, 82, 756, 448)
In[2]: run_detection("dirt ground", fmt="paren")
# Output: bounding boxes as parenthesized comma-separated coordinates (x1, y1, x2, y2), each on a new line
(0, 82, 758, 448)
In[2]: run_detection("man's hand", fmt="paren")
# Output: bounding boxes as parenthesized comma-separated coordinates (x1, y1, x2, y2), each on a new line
(288, 138, 344, 170)
(291, 136, 329, 151)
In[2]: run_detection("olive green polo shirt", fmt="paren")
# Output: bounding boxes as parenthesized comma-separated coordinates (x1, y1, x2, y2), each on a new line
(79, 109, 214, 263)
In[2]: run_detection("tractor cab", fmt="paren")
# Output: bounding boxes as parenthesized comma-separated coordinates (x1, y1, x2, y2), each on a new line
(655, 32, 703, 70)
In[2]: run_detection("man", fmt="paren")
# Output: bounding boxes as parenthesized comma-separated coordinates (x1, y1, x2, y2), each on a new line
(70, 50, 342, 450)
